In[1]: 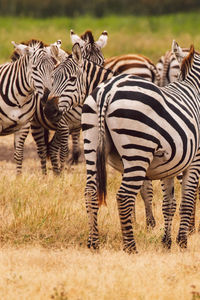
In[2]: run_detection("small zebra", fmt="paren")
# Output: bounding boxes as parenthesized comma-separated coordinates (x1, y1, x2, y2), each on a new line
(156, 47, 191, 86)
(0, 39, 57, 138)
(81, 41, 200, 252)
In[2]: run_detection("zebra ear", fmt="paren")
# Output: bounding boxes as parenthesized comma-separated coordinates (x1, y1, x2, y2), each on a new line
(49, 44, 60, 60)
(172, 40, 187, 64)
(72, 43, 83, 65)
(11, 41, 28, 56)
(70, 29, 85, 47)
(96, 31, 108, 49)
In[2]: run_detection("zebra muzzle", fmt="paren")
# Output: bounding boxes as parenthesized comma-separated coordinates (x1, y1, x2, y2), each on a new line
(43, 97, 62, 122)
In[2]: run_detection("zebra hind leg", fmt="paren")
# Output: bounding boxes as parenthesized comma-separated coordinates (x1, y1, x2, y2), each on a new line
(161, 177, 176, 249)
(14, 123, 30, 175)
(140, 180, 156, 229)
(176, 163, 200, 249)
(85, 186, 100, 250)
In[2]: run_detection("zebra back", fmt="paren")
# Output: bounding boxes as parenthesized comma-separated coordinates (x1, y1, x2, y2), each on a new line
(105, 53, 161, 85)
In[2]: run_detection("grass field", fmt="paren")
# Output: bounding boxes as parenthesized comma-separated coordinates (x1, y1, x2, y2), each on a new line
(0, 13, 200, 300)
(1, 12, 200, 63)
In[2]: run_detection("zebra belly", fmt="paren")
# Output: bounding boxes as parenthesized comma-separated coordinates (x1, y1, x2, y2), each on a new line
(146, 146, 196, 180)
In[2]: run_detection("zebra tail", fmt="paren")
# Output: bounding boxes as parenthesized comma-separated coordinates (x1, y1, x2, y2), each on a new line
(44, 128, 50, 158)
(96, 133, 107, 206)
(96, 94, 109, 206)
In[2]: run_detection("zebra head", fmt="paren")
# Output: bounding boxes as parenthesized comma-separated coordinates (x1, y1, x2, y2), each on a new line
(172, 40, 195, 81)
(11, 39, 61, 99)
(70, 29, 108, 65)
(42, 31, 111, 123)
(43, 43, 85, 121)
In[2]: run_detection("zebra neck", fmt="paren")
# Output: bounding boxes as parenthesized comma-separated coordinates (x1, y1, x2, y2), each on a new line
(10, 55, 33, 107)
(84, 61, 114, 96)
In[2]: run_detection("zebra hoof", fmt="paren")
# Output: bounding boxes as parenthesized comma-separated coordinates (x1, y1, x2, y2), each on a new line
(123, 242, 138, 254)
(176, 236, 187, 249)
(162, 235, 172, 249)
(146, 217, 156, 229)
(87, 239, 99, 250)
(188, 226, 196, 236)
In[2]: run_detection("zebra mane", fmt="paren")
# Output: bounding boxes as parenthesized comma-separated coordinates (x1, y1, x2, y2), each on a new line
(180, 45, 194, 80)
(80, 31, 95, 44)
(10, 39, 48, 62)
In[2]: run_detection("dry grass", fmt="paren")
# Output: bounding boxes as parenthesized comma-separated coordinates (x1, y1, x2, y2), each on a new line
(0, 135, 200, 299)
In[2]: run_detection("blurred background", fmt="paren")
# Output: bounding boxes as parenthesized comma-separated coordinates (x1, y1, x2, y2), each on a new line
(0, 0, 199, 17)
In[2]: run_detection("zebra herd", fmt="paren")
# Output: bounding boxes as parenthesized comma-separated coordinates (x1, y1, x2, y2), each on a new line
(0, 29, 199, 252)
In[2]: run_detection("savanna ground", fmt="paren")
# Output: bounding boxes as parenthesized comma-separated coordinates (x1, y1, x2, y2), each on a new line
(0, 13, 200, 300)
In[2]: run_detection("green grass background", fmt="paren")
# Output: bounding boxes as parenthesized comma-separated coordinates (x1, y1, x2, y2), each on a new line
(0, 12, 200, 64)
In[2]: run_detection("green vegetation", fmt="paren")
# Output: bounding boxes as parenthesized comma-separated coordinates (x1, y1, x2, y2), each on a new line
(1, 12, 200, 64)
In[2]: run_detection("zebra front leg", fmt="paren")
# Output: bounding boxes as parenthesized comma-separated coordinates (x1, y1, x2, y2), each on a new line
(14, 123, 30, 175)
(176, 161, 200, 248)
(188, 188, 197, 234)
(51, 116, 70, 173)
(70, 127, 81, 164)
(140, 180, 156, 228)
(161, 177, 176, 249)
(31, 120, 48, 175)
(48, 132, 61, 175)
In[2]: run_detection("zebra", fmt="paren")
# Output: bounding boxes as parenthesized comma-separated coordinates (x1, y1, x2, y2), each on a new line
(13, 30, 108, 175)
(156, 46, 200, 233)
(156, 47, 191, 86)
(0, 39, 58, 138)
(81, 40, 200, 252)
(46, 29, 108, 173)
(11, 39, 68, 174)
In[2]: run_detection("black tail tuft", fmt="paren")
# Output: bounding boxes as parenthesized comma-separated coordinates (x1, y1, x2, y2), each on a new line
(96, 137, 107, 206)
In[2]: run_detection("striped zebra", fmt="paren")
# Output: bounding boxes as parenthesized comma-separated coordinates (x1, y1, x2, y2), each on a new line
(11, 39, 68, 174)
(43, 42, 163, 229)
(156, 46, 200, 233)
(81, 41, 200, 252)
(0, 39, 57, 138)
(13, 30, 108, 174)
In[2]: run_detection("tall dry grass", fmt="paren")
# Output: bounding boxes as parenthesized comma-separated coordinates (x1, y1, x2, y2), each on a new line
(0, 136, 200, 299)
